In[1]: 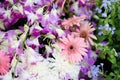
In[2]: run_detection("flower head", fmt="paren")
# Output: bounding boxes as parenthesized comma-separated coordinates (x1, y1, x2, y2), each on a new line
(61, 15, 86, 29)
(74, 21, 97, 46)
(58, 34, 87, 63)
(0, 50, 10, 75)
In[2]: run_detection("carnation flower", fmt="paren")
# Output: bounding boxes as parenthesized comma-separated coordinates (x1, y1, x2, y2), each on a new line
(58, 34, 87, 63)
(61, 15, 86, 29)
(73, 21, 97, 46)
(47, 49, 80, 79)
(0, 50, 10, 75)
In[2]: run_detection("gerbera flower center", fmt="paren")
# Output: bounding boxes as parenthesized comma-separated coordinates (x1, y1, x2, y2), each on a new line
(80, 31, 88, 40)
(69, 45, 74, 50)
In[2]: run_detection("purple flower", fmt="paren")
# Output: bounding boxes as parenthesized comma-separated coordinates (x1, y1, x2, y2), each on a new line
(96, 8, 102, 13)
(26, 38, 39, 49)
(91, 65, 101, 80)
(80, 78, 85, 80)
(65, 73, 70, 80)
(100, 41, 108, 46)
(32, 28, 40, 37)
(24, 11, 38, 24)
(40, 27, 58, 37)
(24, 6, 33, 12)
(80, 57, 95, 75)
(40, 27, 50, 34)
(102, 12, 107, 17)
(111, 27, 116, 35)
(81, 67, 88, 74)
(117, 52, 120, 58)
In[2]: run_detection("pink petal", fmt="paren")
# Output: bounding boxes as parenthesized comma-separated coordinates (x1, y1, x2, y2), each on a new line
(89, 28, 95, 32)
(88, 37, 94, 45)
(89, 34, 97, 40)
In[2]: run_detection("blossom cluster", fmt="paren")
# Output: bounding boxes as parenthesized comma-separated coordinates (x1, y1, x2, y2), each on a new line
(0, 0, 119, 80)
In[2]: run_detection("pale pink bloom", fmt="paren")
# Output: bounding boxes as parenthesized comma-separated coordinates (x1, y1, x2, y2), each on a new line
(58, 34, 87, 63)
(61, 15, 86, 29)
(73, 21, 97, 46)
(0, 50, 10, 75)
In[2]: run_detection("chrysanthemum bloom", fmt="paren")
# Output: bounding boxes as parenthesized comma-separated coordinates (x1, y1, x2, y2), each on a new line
(73, 21, 97, 46)
(61, 15, 86, 29)
(0, 50, 10, 75)
(58, 34, 87, 63)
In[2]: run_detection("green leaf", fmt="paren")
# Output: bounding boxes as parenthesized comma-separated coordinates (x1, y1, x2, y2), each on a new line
(107, 55, 116, 64)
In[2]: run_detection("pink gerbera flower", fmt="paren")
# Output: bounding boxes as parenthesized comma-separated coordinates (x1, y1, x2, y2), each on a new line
(0, 50, 10, 75)
(58, 34, 87, 63)
(61, 15, 86, 29)
(73, 21, 97, 46)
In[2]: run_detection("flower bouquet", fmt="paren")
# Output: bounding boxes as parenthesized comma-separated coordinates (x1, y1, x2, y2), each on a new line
(0, 0, 120, 80)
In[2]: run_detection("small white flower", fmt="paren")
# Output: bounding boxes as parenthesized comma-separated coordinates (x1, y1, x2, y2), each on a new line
(25, 11, 38, 24)
(36, 7, 44, 14)
(45, 45, 53, 53)
(4, 9, 11, 19)
(55, 28, 65, 37)
(12, 4, 24, 14)
(47, 49, 80, 79)
(24, 0, 34, 6)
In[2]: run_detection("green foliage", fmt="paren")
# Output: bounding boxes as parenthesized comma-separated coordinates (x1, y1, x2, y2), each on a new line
(104, 58, 120, 80)
(94, 1, 120, 50)
(96, 44, 117, 64)
(94, 0, 120, 79)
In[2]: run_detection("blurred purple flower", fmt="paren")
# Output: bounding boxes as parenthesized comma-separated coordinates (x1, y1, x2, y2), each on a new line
(80, 57, 95, 75)
(91, 65, 100, 80)
(100, 41, 108, 46)
(117, 52, 120, 58)
(96, 8, 102, 13)
(102, 12, 107, 17)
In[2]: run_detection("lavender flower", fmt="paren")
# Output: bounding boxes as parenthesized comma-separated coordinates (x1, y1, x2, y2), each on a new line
(80, 53, 95, 75)
(91, 65, 100, 80)
(102, 12, 107, 17)
(111, 27, 116, 34)
(98, 24, 115, 35)
(96, 8, 102, 13)
(117, 52, 120, 58)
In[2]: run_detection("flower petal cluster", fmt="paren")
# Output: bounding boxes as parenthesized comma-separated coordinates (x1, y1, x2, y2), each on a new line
(61, 15, 86, 29)
(58, 34, 87, 63)
(0, 50, 10, 75)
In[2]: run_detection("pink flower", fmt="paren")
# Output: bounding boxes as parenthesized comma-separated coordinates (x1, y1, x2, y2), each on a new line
(61, 15, 86, 29)
(0, 50, 10, 75)
(73, 21, 97, 46)
(58, 34, 87, 63)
